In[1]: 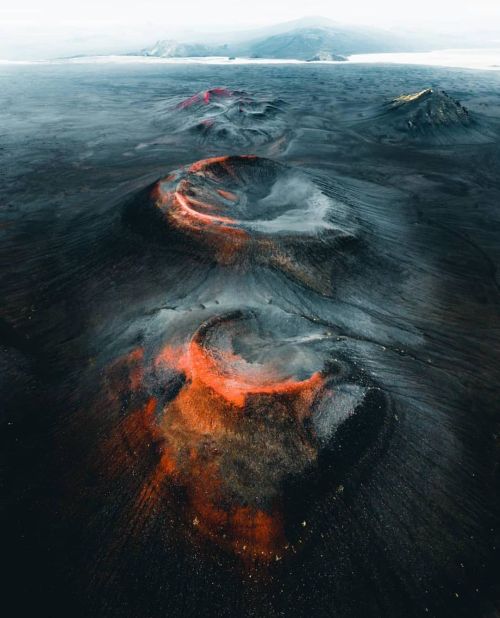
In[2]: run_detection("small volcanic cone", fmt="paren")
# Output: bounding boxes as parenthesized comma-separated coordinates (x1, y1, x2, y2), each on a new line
(150, 155, 355, 291)
(173, 87, 288, 147)
(360, 87, 490, 144)
(388, 88, 472, 130)
(98, 308, 380, 562)
(153, 310, 327, 560)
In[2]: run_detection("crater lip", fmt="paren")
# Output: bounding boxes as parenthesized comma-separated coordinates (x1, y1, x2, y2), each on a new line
(154, 306, 374, 431)
(186, 309, 329, 404)
(157, 309, 328, 398)
(152, 155, 336, 241)
(176, 87, 240, 110)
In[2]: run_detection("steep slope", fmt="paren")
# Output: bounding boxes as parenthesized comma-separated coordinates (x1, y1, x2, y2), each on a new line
(358, 88, 491, 145)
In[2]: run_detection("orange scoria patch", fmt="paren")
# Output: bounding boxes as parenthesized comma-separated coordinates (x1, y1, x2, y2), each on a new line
(153, 174, 249, 264)
(147, 339, 325, 559)
(99, 333, 325, 562)
(156, 340, 324, 409)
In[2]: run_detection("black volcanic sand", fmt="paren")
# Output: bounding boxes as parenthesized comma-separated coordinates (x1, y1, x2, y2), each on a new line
(1, 63, 500, 618)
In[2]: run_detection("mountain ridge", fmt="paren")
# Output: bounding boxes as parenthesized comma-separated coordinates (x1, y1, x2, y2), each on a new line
(139, 20, 435, 60)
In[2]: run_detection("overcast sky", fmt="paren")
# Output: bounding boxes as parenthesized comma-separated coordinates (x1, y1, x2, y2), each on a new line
(2, 1, 500, 60)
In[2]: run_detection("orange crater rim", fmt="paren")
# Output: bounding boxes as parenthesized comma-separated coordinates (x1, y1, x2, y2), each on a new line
(155, 311, 330, 408)
(152, 155, 285, 238)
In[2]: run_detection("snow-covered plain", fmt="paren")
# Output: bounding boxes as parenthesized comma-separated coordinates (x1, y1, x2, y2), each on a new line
(348, 48, 500, 71)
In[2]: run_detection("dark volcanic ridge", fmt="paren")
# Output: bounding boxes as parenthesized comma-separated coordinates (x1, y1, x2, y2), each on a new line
(357, 87, 492, 145)
(172, 87, 289, 148)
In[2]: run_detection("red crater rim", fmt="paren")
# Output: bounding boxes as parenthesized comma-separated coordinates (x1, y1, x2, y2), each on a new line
(171, 87, 289, 148)
(151, 155, 335, 262)
(176, 87, 238, 110)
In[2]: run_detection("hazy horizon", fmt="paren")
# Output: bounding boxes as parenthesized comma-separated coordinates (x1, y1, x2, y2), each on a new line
(2, 1, 500, 60)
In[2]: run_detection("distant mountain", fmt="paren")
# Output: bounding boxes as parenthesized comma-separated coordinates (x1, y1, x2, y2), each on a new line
(236, 27, 410, 60)
(139, 19, 431, 61)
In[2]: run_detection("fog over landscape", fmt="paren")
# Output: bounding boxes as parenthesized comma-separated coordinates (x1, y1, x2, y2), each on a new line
(1, 1, 500, 60)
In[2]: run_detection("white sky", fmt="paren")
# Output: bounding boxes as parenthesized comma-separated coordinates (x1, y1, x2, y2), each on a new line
(1, 1, 500, 59)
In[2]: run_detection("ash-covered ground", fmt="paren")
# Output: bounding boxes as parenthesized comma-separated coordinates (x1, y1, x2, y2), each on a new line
(1, 63, 500, 618)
